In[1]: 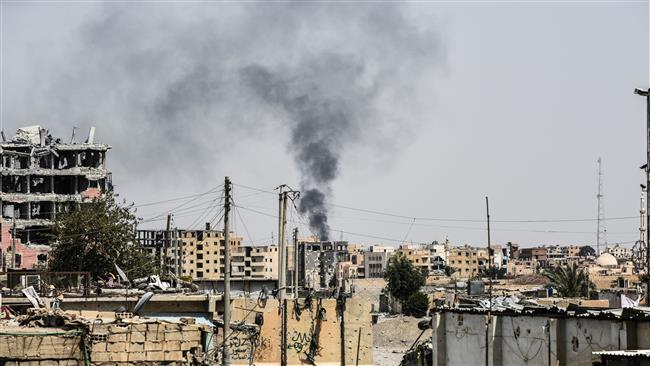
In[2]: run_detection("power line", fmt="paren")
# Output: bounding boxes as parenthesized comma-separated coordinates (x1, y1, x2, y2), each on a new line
(232, 182, 637, 223)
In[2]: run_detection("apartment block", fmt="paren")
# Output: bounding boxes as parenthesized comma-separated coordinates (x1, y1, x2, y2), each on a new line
(364, 245, 395, 279)
(297, 240, 350, 290)
(0, 126, 111, 269)
(447, 245, 488, 278)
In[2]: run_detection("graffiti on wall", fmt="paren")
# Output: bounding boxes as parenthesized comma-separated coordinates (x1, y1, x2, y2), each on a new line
(287, 331, 312, 353)
(230, 332, 271, 360)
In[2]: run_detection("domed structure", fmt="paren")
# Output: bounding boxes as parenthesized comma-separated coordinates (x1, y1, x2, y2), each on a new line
(596, 252, 618, 268)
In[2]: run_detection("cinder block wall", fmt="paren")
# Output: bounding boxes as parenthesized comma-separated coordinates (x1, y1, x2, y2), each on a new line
(89, 322, 204, 364)
(0, 321, 207, 366)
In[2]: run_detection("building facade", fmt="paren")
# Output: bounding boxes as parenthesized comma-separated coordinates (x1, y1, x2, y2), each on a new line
(364, 245, 395, 278)
(0, 126, 111, 269)
(447, 245, 488, 278)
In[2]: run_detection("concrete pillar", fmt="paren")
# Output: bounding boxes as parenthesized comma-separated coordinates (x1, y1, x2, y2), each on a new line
(490, 315, 502, 366)
(432, 312, 447, 366)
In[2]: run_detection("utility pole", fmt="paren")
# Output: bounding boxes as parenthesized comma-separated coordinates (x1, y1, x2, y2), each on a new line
(596, 157, 607, 255)
(293, 227, 299, 298)
(164, 213, 172, 276)
(222, 176, 232, 366)
(635, 87, 650, 305)
(277, 187, 285, 299)
(277, 189, 288, 300)
(485, 196, 492, 366)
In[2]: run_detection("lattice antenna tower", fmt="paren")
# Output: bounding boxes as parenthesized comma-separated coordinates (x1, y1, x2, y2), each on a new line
(633, 188, 647, 272)
(596, 157, 607, 255)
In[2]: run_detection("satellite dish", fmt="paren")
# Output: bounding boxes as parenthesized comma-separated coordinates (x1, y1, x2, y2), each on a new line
(132, 291, 154, 314)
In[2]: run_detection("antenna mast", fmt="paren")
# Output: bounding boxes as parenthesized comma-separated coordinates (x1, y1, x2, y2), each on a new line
(596, 157, 607, 255)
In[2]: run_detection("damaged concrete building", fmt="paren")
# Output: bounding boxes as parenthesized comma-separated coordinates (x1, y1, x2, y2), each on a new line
(0, 126, 111, 268)
(297, 240, 349, 291)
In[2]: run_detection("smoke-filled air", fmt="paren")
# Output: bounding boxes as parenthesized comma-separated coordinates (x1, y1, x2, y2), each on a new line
(3, 3, 443, 237)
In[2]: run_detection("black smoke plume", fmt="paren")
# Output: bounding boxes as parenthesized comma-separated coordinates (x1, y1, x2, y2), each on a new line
(240, 58, 367, 240)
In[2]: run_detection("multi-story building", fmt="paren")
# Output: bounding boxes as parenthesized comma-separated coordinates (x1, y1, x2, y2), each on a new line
(430, 241, 448, 271)
(546, 245, 567, 266)
(347, 243, 366, 279)
(249, 244, 279, 279)
(0, 126, 111, 269)
(606, 244, 633, 260)
(297, 240, 349, 290)
(177, 225, 243, 280)
(518, 247, 549, 268)
(447, 245, 489, 278)
(364, 245, 395, 278)
(563, 245, 581, 258)
(398, 244, 432, 274)
(135, 229, 181, 276)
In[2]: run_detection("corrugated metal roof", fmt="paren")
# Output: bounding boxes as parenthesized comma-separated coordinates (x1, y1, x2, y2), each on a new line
(593, 350, 650, 358)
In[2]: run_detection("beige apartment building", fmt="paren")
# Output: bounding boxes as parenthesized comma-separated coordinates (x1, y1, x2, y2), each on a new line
(448, 245, 489, 278)
(179, 228, 243, 280)
(397, 244, 432, 274)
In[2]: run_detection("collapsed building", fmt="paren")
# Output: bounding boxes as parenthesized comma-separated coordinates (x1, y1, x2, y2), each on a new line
(297, 240, 349, 291)
(0, 126, 111, 268)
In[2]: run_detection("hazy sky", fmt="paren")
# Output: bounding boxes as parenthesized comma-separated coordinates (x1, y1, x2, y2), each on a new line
(1, 1, 648, 248)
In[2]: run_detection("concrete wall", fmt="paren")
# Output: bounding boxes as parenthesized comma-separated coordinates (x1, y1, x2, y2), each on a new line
(227, 297, 373, 366)
(432, 311, 650, 366)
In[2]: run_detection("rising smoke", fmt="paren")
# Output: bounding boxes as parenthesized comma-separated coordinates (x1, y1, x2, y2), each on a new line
(240, 57, 370, 240)
(3, 3, 443, 234)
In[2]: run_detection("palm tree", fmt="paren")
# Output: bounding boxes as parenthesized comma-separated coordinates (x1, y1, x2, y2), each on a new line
(543, 263, 594, 298)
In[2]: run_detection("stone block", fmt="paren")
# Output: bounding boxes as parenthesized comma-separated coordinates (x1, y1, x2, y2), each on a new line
(58, 360, 80, 366)
(144, 341, 163, 351)
(90, 341, 106, 353)
(131, 323, 147, 333)
(106, 342, 127, 353)
(128, 342, 144, 352)
(108, 332, 128, 343)
(145, 351, 166, 361)
(164, 351, 183, 361)
(129, 331, 145, 343)
(91, 352, 112, 362)
(109, 325, 129, 333)
(164, 330, 182, 341)
(164, 340, 182, 351)
(127, 352, 146, 362)
(183, 330, 201, 342)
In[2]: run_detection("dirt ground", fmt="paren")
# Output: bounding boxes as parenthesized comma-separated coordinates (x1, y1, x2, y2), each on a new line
(372, 314, 431, 365)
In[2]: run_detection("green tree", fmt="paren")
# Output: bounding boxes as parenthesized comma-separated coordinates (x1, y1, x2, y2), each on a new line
(543, 263, 594, 298)
(579, 246, 596, 258)
(402, 292, 429, 318)
(49, 194, 156, 279)
(383, 253, 426, 302)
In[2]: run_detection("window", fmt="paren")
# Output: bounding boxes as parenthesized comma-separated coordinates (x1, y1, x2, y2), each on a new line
(197, 254, 203, 260)
(196, 271, 203, 278)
